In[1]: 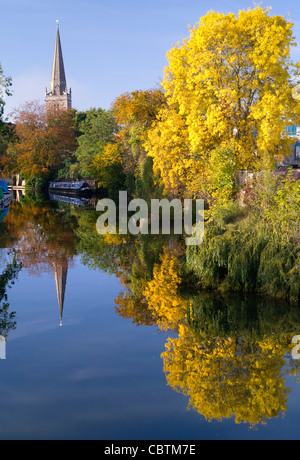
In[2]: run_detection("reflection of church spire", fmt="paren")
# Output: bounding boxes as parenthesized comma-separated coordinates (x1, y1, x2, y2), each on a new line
(53, 258, 68, 326)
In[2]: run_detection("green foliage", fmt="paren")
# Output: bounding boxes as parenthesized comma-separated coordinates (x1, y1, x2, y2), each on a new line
(111, 88, 166, 197)
(55, 157, 80, 181)
(0, 253, 22, 338)
(187, 291, 300, 341)
(134, 156, 163, 202)
(25, 174, 49, 191)
(264, 170, 300, 230)
(0, 121, 14, 161)
(206, 145, 240, 210)
(186, 172, 300, 301)
(75, 108, 118, 178)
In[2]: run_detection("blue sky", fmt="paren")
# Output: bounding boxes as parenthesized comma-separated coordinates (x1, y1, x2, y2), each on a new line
(1, 0, 300, 118)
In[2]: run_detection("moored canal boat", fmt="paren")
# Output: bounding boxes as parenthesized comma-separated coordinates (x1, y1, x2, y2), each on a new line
(49, 181, 92, 196)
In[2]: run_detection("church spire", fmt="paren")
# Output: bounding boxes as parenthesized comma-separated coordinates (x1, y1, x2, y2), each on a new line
(50, 21, 67, 96)
(45, 21, 72, 110)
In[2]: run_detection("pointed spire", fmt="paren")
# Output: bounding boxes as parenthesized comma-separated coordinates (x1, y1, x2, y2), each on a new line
(45, 21, 72, 110)
(53, 258, 69, 326)
(50, 21, 67, 96)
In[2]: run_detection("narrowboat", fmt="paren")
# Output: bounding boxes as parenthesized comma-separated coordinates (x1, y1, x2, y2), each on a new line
(49, 181, 92, 196)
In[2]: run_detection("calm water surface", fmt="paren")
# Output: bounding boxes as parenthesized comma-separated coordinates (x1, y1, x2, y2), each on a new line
(0, 195, 300, 440)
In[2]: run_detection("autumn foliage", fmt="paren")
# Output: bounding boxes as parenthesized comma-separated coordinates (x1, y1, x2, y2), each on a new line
(111, 89, 166, 178)
(145, 6, 300, 199)
(0, 100, 77, 179)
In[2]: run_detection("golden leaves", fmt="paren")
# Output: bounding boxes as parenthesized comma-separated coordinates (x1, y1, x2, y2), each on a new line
(145, 5, 300, 198)
(143, 248, 187, 331)
(162, 327, 293, 425)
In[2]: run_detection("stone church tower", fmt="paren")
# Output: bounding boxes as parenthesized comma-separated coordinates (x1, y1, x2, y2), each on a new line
(45, 21, 72, 110)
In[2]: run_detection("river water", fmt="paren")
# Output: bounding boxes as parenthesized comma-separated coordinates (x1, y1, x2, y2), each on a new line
(0, 194, 300, 440)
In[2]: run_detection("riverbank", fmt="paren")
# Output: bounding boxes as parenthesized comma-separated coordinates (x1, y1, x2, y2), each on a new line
(185, 171, 300, 302)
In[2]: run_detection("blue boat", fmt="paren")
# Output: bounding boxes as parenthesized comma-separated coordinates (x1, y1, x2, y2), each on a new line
(0, 180, 12, 211)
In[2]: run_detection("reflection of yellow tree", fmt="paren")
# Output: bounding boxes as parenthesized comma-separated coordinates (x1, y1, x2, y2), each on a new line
(162, 324, 298, 426)
(143, 248, 187, 332)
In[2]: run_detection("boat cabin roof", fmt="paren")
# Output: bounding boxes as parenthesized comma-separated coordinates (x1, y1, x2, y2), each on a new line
(49, 181, 88, 189)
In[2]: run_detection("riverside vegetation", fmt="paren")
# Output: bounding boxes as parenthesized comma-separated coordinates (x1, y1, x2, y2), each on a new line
(0, 5, 300, 304)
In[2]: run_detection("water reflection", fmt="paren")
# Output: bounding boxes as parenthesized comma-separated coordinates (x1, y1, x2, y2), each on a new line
(163, 293, 300, 426)
(0, 251, 21, 338)
(0, 193, 300, 428)
(53, 256, 68, 326)
(0, 197, 77, 325)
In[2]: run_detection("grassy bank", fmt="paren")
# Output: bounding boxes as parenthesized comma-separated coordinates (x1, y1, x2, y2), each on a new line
(186, 171, 300, 302)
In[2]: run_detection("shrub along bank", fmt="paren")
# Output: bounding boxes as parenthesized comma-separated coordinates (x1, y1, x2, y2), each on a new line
(186, 171, 300, 302)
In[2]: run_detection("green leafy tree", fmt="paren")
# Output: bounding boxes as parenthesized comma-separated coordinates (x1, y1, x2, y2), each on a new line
(75, 108, 118, 178)
(111, 89, 166, 197)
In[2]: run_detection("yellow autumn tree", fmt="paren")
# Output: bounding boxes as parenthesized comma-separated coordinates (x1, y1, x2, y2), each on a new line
(145, 106, 200, 198)
(146, 6, 300, 198)
(111, 88, 166, 177)
(90, 142, 125, 190)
